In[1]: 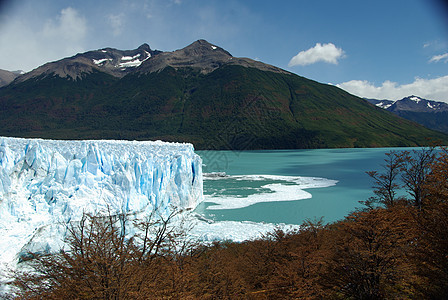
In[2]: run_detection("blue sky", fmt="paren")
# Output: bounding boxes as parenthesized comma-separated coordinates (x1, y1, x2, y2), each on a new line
(1, 0, 447, 101)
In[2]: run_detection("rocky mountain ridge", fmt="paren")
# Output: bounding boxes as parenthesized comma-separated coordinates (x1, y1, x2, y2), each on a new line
(366, 96, 448, 134)
(15, 43, 158, 82)
(368, 96, 448, 113)
(11, 40, 288, 84)
(0, 69, 23, 87)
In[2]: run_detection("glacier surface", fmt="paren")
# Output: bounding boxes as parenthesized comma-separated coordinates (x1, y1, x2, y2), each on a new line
(0, 137, 203, 270)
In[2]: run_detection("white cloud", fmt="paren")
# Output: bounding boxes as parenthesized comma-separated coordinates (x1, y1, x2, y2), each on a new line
(43, 7, 87, 42)
(336, 76, 448, 102)
(288, 43, 345, 67)
(0, 7, 87, 72)
(429, 53, 448, 63)
(108, 13, 125, 36)
(423, 40, 448, 51)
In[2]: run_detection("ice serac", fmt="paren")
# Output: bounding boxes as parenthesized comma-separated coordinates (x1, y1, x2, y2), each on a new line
(0, 137, 203, 264)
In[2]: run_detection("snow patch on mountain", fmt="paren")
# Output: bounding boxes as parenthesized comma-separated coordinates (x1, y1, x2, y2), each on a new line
(93, 58, 113, 65)
(121, 54, 141, 61)
(409, 96, 422, 103)
(375, 101, 394, 109)
(116, 52, 151, 68)
(118, 59, 144, 68)
(92, 51, 153, 69)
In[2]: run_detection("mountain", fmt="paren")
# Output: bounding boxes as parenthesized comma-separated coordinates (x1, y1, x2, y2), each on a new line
(15, 43, 159, 82)
(0, 69, 23, 87)
(388, 96, 448, 113)
(15, 40, 285, 82)
(1, 40, 447, 149)
(366, 96, 448, 134)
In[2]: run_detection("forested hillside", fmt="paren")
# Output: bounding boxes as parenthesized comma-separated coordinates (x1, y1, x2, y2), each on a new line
(1, 40, 447, 149)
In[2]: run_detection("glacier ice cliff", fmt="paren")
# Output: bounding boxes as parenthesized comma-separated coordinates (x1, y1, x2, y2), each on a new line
(0, 137, 203, 269)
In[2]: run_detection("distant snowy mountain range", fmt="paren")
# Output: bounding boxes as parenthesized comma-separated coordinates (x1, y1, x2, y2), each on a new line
(366, 96, 448, 134)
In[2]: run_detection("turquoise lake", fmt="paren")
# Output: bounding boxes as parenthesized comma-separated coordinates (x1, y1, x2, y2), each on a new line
(194, 148, 415, 225)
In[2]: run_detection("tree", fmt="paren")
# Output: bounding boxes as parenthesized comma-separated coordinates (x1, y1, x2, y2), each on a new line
(365, 151, 407, 208)
(264, 220, 328, 299)
(401, 147, 436, 209)
(12, 210, 188, 299)
(411, 147, 448, 297)
(366, 147, 437, 210)
(320, 207, 418, 299)
(412, 201, 448, 298)
(423, 146, 448, 204)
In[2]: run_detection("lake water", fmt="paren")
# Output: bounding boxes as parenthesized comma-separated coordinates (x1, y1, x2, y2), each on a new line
(194, 148, 414, 225)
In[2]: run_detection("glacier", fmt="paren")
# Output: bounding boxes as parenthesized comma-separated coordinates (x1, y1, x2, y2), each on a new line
(0, 137, 203, 274)
(0, 136, 337, 296)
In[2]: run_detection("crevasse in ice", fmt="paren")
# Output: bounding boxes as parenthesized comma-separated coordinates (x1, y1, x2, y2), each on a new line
(0, 137, 203, 264)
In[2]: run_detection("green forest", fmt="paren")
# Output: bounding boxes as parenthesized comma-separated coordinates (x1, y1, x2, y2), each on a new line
(10, 147, 448, 299)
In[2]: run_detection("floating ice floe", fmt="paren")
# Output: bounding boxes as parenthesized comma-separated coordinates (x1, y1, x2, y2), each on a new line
(202, 174, 337, 210)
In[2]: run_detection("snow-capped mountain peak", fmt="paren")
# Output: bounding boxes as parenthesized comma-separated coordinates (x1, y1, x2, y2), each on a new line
(365, 95, 448, 134)
(366, 95, 448, 113)
(409, 95, 422, 103)
(395, 96, 448, 112)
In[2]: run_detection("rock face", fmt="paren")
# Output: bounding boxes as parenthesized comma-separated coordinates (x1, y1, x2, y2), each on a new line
(138, 39, 234, 74)
(0, 69, 22, 87)
(137, 39, 288, 74)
